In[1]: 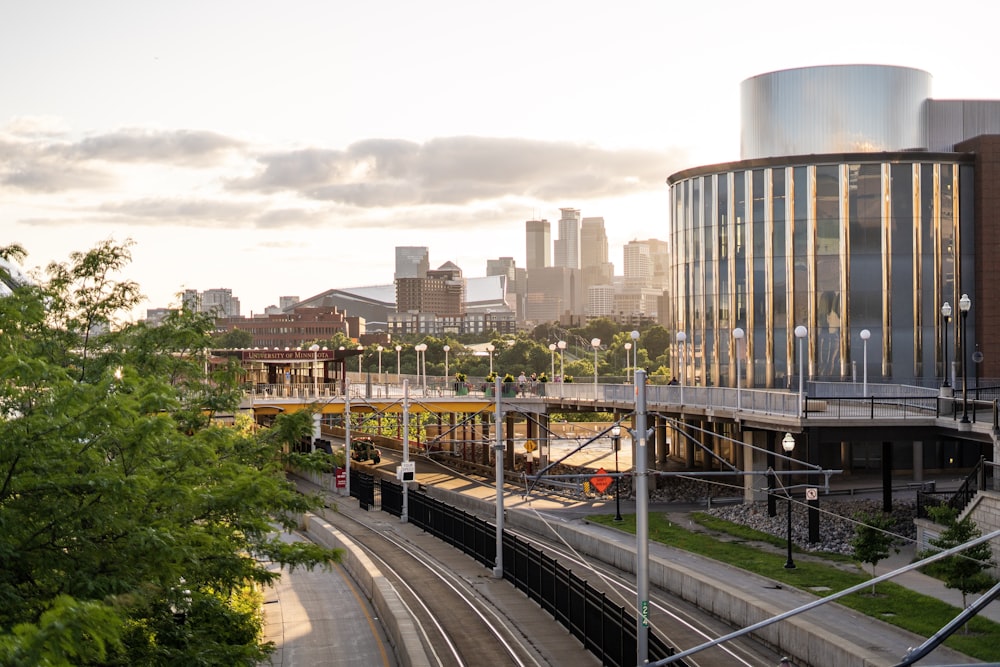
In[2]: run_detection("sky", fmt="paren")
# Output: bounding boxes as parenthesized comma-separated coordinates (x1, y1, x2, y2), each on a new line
(4, 0, 1000, 318)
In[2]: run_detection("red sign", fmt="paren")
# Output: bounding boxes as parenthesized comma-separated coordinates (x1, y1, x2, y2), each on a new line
(335, 469, 347, 489)
(590, 468, 613, 494)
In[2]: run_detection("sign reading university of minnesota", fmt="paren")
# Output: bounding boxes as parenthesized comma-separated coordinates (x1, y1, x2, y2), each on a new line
(243, 350, 336, 362)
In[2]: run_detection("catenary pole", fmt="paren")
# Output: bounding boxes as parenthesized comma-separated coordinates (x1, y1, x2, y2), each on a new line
(635, 369, 649, 663)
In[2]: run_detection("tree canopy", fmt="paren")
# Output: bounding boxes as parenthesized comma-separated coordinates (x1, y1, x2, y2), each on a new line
(0, 240, 336, 665)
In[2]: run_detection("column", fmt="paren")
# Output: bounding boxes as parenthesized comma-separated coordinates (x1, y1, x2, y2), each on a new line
(743, 430, 767, 503)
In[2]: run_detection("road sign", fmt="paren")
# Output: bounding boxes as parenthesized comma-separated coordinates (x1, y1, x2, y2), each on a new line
(590, 468, 613, 494)
(524, 439, 537, 453)
(806, 487, 818, 501)
(335, 469, 346, 489)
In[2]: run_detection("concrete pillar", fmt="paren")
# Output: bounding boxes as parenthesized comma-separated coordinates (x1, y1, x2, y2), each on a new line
(743, 430, 768, 503)
(656, 416, 668, 469)
(882, 440, 893, 513)
(685, 424, 696, 468)
(539, 412, 550, 467)
(505, 413, 516, 469)
(912, 441, 924, 482)
(312, 413, 322, 444)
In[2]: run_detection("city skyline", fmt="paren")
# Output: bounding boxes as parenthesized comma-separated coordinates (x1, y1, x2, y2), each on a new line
(5, 1, 1000, 317)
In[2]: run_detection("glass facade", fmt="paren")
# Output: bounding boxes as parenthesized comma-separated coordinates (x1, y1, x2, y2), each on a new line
(668, 155, 974, 388)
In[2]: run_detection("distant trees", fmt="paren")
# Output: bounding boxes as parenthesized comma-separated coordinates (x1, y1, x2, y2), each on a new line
(0, 240, 336, 665)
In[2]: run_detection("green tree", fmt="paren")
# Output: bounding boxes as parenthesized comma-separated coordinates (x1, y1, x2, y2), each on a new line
(850, 511, 900, 594)
(0, 240, 337, 666)
(927, 505, 996, 614)
(213, 327, 254, 348)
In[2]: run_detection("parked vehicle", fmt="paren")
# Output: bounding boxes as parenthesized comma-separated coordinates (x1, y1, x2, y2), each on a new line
(351, 436, 381, 464)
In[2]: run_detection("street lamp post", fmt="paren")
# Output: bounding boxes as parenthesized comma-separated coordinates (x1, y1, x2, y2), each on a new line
(357, 345, 364, 375)
(782, 432, 796, 569)
(443, 344, 450, 381)
(415, 343, 427, 394)
(941, 301, 952, 387)
(309, 343, 320, 397)
(377, 345, 383, 380)
(612, 425, 623, 522)
(557, 340, 566, 381)
(486, 343, 495, 376)
(795, 326, 808, 416)
(395, 345, 402, 383)
(630, 329, 640, 380)
(591, 338, 601, 387)
(549, 343, 556, 381)
(860, 329, 870, 396)
(960, 294, 972, 423)
(624, 342, 632, 382)
(732, 327, 744, 411)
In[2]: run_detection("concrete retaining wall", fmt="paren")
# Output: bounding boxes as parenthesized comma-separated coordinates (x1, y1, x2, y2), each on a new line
(301, 512, 431, 667)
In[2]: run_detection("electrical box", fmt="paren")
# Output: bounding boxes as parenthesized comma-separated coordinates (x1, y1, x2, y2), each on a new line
(397, 461, 415, 482)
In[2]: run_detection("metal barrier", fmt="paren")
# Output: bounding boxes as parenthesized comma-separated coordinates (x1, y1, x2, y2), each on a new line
(401, 488, 681, 666)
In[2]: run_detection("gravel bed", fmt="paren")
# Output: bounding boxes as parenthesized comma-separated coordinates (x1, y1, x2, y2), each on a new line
(703, 498, 917, 556)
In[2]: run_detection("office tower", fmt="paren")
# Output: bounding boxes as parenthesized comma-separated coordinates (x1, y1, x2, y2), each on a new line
(580, 216, 614, 297)
(486, 256, 523, 318)
(394, 246, 429, 280)
(580, 217, 608, 268)
(525, 219, 551, 270)
(554, 208, 581, 269)
(624, 240, 653, 287)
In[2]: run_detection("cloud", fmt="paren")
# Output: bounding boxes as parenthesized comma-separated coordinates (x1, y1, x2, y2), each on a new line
(67, 128, 243, 165)
(232, 136, 687, 206)
(0, 128, 244, 193)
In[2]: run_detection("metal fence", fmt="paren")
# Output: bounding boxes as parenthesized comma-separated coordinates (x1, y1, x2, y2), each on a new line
(383, 486, 683, 666)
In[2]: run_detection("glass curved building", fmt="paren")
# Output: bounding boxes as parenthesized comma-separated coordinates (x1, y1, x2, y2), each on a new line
(667, 65, 1000, 390)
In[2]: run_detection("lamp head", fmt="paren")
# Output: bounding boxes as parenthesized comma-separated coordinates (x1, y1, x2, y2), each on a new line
(377, 345, 383, 352)
(860, 329, 871, 341)
(624, 342, 632, 351)
(732, 327, 745, 340)
(549, 343, 556, 351)
(611, 425, 621, 438)
(941, 301, 952, 318)
(557, 340, 567, 350)
(591, 338, 601, 348)
(676, 331, 687, 343)
(486, 343, 494, 352)
(395, 345, 402, 352)
(794, 325, 807, 339)
(309, 343, 320, 351)
(959, 293, 971, 312)
(443, 345, 450, 352)
(631, 330, 640, 341)
(782, 432, 796, 453)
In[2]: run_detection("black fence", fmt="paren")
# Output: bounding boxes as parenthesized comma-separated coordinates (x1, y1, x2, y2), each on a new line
(376, 479, 681, 666)
(350, 468, 380, 511)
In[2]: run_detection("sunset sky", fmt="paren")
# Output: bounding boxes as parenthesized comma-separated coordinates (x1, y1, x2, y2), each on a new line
(4, 0, 1000, 317)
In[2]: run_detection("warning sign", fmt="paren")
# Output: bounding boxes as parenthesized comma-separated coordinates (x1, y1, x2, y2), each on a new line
(590, 468, 613, 494)
(524, 440, 537, 453)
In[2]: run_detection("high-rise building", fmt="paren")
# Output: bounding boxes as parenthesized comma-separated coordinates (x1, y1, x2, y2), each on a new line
(486, 257, 524, 317)
(554, 208, 581, 269)
(394, 246, 429, 280)
(580, 216, 614, 298)
(525, 266, 580, 325)
(395, 261, 465, 317)
(525, 220, 551, 270)
(183, 288, 241, 317)
(624, 241, 653, 287)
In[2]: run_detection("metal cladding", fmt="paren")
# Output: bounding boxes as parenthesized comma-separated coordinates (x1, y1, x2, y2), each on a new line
(740, 64, 932, 159)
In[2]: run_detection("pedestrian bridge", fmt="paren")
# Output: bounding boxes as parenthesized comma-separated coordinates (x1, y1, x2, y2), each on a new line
(244, 377, 999, 444)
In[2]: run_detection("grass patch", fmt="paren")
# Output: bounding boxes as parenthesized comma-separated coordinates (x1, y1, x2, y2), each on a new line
(587, 512, 1000, 663)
